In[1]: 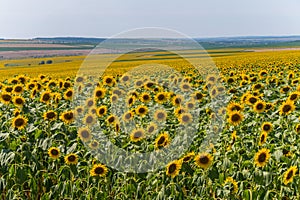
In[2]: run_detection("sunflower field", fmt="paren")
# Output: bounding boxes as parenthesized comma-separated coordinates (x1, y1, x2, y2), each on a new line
(1, 50, 300, 199)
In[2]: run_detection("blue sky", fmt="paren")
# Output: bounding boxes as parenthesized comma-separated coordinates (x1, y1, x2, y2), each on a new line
(0, 0, 299, 38)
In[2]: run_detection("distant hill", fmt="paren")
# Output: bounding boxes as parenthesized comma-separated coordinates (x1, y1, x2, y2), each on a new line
(34, 37, 105, 44)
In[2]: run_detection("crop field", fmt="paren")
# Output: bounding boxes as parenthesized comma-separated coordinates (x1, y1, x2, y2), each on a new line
(1, 49, 300, 199)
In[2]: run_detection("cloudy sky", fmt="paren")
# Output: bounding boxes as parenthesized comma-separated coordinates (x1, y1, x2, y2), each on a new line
(0, 0, 299, 39)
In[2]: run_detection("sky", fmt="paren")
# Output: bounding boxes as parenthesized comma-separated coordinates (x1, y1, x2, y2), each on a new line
(0, 0, 300, 39)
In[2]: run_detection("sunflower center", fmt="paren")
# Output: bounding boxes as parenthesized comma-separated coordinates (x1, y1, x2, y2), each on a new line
(157, 112, 165, 119)
(96, 91, 103, 97)
(138, 107, 146, 114)
(65, 113, 74, 120)
(258, 153, 266, 163)
(51, 149, 59, 156)
(195, 93, 203, 100)
(148, 126, 154, 133)
(290, 94, 297, 100)
(282, 105, 291, 113)
(249, 97, 257, 104)
(263, 124, 271, 131)
(168, 164, 177, 174)
(157, 136, 166, 145)
(76, 77, 84, 82)
(158, 94, 165, 101)
(68, 155, 76, 162)
(200, 156, 209, 164)
(81, 130, 90, 138)
(95, 167, 104, 174)
(286, 170, 293, 180)
(231, 114, 241, 122)
(15, 118, 25, 127)
(106, 78, 112, 84)
(47, 112, 56, 119)
(42, 94, 51, 101)
(66, 91, 73, 97)
(256, 103, 264, 110)
(260, 134, 265, 143)
(108, 116, 115, 123)
(134, 131, 143, 138)
(2, 94, 12, 101)
(14, 86, 22, 92)
(182, 115, 190, 122)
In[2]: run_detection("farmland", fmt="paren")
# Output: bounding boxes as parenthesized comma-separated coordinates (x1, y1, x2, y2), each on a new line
(1, 43, 300, 199)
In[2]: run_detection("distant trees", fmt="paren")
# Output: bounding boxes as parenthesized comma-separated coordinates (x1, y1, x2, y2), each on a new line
(39, 60, 53, 65)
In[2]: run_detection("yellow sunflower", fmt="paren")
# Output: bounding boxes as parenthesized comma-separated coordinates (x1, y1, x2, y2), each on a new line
(253, 100, 266, 113)
(227, 111, 243, 126)
(48, 147, 60, 159)
(261, 122, 272, 133)
(12, 116, 28, 130)
(146, 122, 157, 134)
(283, 166, 297, 185)
(140, 92, 151, 103)
(154, 109, 167, 122)
(96, 105, 107, 117)
(13, 96, 25, 107)
(78, 127, 92, 142)
(178, 113, 193, 125)
(194, 152, 213, 169)
(254, 148, 270, 167)
(154, 92, 168, 104)
(64, 153, 78, 165)
(130, 128, 145, 142)
(0, 92, 12, 104)
(94, 87, 106, 99)
(64, 88, 74, 100)
(135, 105, 148, 117)
(60, 110, 75, 124)
(224, 177, 238, 194)
(166, 159, 182, 178)
(13, 84, 24, 94)
(181, 152, 195, 163)
(40, 91, 52, 104)
(90, 164, 108, 177)
(43, 110, 57, 121)
(103, 76, 115, 87)
(155, 132, 170, 149)
(279, 100, 295, 115)
(123, 110, 134, 122)
(83, 114, 96, 126)
(258, 132, 268, 146)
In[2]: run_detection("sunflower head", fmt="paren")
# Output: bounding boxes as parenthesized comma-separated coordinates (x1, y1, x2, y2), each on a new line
(48, 147, 60, 159)
(136, 105, 148, 117)
(228, 111, 243, 126)
(179, 113, 193, 125)
(166, 160, 182, 178)
(279, 100, 295, 115)
(90, 164, 108, 177)
(154, 110, 167, 122)
(97, 106, 107, 117)
(44, 110, 57, 121)
(253, 100, 266, 113)
(64, 153, 78, 165)
(283, 166, 297, 185)
(60, 111, 74, 124)
(194, 153, 213, 169)
(78, 127, 92, 142)
(130, 128, 145, 142)
(155, 132, 170, 149)
(12, 116, 28, 130)
(224, 177, 238, 194)
(254, 148, 270, 167)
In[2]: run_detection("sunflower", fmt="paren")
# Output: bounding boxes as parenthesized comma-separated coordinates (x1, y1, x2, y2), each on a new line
(43, 110, 57, 121)
(258, 132, 268, 146)
(172, 95, 184, 107)
(103, 76, 115, 87)
(280, 86, 291, 94)
(279, 100, 295, 115)
(60, 111, 74, 124)
(178, 113, 193, 125)
(283, 166, 297, 185)
(228, 111, 243, 126)
(227, 102, 243, 112)
(13, 84, 23, 94)
(140, 92, 151, 103)
(180, 82, 191, 92)
(64, 88, 74, 100)
(96, 105, 107, 117)
(78, 127, 92, 142)
(194, 152, 213, 169)
(75, 76, 85, 83)
(86, 98, 95, 108)
(126, 96, 135, 107)
(166, 160, 182, 178)
(154, 109, 167, 122)
(147, 122, 157, 134)
(154, 92, 168, 104)
(40, 91, 52, 104)
(48, 147, 60, 159)
(252, 83, 263, 91)
(192, 91, 204, 101)
(135, 105, 148, 117)
(288, 91, 300, 101)
(254, 148, 270, 167)
(181, 152, 195, 163)
(4, 86, 13, 93)
(12, 116, 28, 130)
(186, 101, 195, 110)
(130, 128, 145, 142)
(295, 124, 300, 133)
(123, 110, 134, 122)
(94, 88, 106, 99)
(75, 106, 84, 116)
(13, 96, 25, 107)
(13, 109, 21, 117)
(155, 132, 170, 149)
(89, 140, 99, 149)
(90, 163, 108, 177)
(0, 92, 12, 104)
(224, 177, 238, 194)
(261, 122, 272, 133)
(253, 100, 266, 113)
(110, 94, 118, 104)
(106, 115, 117, 125)
(174, 107, 186, 117)
(64, 153, 78, 165)
(246, 95, 258, 105)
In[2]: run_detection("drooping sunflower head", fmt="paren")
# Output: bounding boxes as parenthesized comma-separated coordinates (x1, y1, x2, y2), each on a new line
(106, 115, 117, 125)
(194, 152, 213, 169)
(283, 166, 297, 185)
(90, 164, 108, 177)
(223, 177, 238, 194)
(48, 147, 60, 159)
(288, 91, 300, 101)
(64, 88, 74, 100)
(155, 132, 170, 149)
(181, 152, 195, 163)
(166, 160, 182, 178)
(258, 132, 268, 146)
(96, 105, 107, 117)
(254, 148, 270, 167)
(64, 153, 78, 165)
